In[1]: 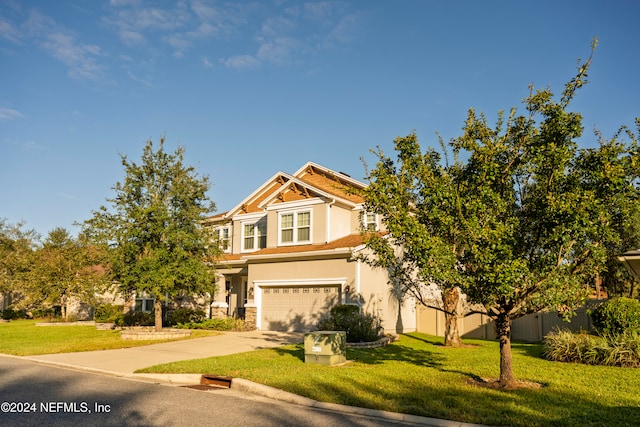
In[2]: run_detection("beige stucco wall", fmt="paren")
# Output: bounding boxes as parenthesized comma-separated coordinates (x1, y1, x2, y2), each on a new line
(248, 256, 357, 288)
(328, 203, 353, 241)
(350, 207, 363, 232)
(357, 258, 417, 334)
(226, 199, 362, 253)
(248, 254, 416, 334)
(266, 211, 278, 248)
(311, 203, 327, 243)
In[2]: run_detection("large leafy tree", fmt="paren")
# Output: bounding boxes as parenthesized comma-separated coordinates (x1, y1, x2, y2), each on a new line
(0, 220, 38, 312)
(364, 41, 639, 386)
(362, 135, 467, 347)
(25, 228, 107, 320)
(83, 138, 219, 331)
(574, 122, 640, 298)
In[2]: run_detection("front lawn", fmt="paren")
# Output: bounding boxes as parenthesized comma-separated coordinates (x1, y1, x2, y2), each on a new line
(138, 333, 640, 427)
(0, 319, 219, 355)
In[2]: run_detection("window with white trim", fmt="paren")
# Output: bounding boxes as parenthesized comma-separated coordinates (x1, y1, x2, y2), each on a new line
(215, 226, 231, 253)
(242, 218, 267, 251)
(363, 212, 378, 231)
(135, 296, 154, 313)
(280, 210, 311, 244)
(135, 292, 165, 312)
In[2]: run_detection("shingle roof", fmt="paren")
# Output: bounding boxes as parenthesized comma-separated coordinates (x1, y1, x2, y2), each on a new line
(205, 162, 366, 222)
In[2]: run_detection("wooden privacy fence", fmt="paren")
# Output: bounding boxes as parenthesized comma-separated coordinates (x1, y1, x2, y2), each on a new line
(416, 300, 603, 343)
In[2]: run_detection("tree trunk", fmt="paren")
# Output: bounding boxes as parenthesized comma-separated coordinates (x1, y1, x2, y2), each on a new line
(495, 314, 515, 387)
(154, 298, 163, 332)
(61, 295, 68, 322)
(443, 287, 462, 347)
(395, 303, 404, 334)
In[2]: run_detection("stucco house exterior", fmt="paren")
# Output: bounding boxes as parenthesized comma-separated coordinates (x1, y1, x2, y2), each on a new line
(203, 162, 416, 333)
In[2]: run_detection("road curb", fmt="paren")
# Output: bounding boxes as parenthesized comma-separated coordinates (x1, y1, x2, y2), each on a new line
(13, 354, 485, 426)
(230, 377, 485, 427)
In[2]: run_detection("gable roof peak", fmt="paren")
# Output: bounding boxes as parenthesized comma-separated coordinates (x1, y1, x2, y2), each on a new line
(294, 161, 366, 188)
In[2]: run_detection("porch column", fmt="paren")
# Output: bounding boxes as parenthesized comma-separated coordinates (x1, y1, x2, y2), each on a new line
(211, 302, 229, 319)
(244, 304, 257, 330)
(212, 274, 227, 304)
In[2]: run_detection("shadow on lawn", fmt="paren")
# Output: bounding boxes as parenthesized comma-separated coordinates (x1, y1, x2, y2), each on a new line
(270, 338, 640, 425)
(268, 334, 640, 425)
(272, 334, 445, 369)
(349, 342, 446, 368)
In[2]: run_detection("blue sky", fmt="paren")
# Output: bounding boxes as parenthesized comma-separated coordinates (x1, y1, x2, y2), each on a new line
(1, 0, 639, 237)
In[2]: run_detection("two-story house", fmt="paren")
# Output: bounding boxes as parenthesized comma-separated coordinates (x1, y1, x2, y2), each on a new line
(203, 162, 417, 333)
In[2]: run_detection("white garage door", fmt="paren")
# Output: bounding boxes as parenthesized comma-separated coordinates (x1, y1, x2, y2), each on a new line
(261, 285, 340, 331)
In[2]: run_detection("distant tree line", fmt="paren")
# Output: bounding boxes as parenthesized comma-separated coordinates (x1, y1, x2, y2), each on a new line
(1, 139, 220, 329)
(0, 221, 109, 320)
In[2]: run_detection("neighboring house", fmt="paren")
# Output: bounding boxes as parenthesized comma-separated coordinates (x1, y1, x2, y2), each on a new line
(203, 161, 417, 333)
(618, 249, 640, 284)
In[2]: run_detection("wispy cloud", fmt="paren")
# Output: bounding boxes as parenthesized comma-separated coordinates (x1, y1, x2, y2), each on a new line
(6, 139, 47, 153)
(1, 1, 362, 79)
(126, 70, 153, 87)
(0, 8, 105, 81)
(0, 107, 24, 121)
(220, 54, 260, 70)
(105, 0, 235, 57)
(41, 31, 104, 80)
(220, 1, 362, 69)
(0, 15, 21, 43)
(108, 4, 186, 45)
(256, 37, 300, 65)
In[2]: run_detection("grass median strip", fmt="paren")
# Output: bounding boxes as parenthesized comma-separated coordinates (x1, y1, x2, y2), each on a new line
(0, 319, 219, 355)
(138, 333, 640, 427)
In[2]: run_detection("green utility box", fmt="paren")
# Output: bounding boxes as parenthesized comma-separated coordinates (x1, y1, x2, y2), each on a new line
(304, 331, 346, 365)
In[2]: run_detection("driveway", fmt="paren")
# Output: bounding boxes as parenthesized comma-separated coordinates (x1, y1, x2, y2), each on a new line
(25, 330, 303, 374)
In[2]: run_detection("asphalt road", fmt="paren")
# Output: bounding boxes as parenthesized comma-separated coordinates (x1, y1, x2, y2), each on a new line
(0, 356, 431, 427)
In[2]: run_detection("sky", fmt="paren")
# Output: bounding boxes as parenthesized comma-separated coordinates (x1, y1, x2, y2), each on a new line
(1, 0, 639, 238)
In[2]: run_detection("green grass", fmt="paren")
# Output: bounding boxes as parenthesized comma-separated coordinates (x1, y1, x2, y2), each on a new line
(138, 333, 640, 427)
(0, 319, 219, 355)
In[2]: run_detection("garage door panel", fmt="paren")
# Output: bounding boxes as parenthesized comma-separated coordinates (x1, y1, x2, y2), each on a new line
(262, 286, 340, 332)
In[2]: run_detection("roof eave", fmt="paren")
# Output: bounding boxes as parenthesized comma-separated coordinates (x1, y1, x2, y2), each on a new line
(242, 248, 354, 263)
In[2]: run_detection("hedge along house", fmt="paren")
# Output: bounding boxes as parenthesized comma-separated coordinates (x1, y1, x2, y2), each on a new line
(203, 162, 417, 333)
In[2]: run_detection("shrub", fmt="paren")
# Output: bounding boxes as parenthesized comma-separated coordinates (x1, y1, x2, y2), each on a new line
(167, 308, 205, 326)
(543, 328, 640, 367)
(114, 311, 155, 327)
(30, 308, 54, 319)
(1, 308, 28, 320)
(94, 304, 124, 323)
(599, 331, 640, 367)
(174, 317, 253, 331)
(589, 297, 640, 335)
(317, 304, 383, 343)
(543, 329, 599, 364)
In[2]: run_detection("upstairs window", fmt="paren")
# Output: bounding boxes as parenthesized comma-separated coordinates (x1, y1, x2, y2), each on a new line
(242, 218, 267, 251)
(215, 226, 231, 252)
(363, 212, 378, 231)
(280, 210, 311, 244)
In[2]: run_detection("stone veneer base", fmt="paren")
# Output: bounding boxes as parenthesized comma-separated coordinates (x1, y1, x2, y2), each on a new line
(120, 328, 191, 340)
(346, 335, 397, 349)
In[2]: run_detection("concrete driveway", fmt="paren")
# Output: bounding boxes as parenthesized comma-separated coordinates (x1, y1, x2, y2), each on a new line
(25, 330, 303, 375)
